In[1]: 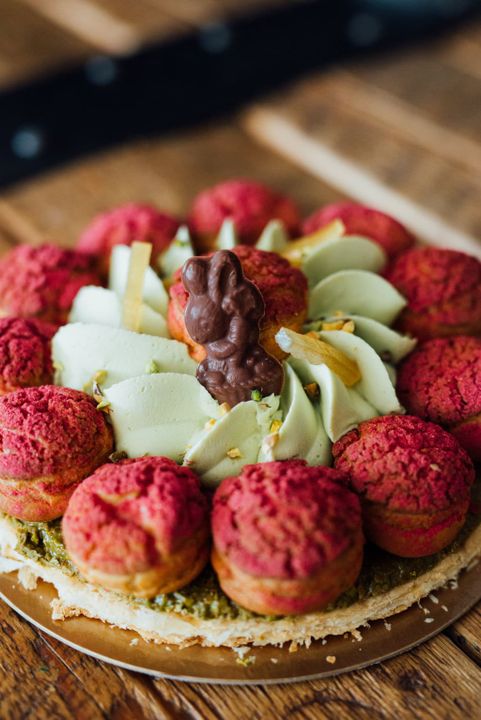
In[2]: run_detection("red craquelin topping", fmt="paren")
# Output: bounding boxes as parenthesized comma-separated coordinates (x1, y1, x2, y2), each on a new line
(397, 336, 481, 426)
(303, 202, 415, 259)
(0, 243, 100, 325)
(233, 245, 307, 323)
(212, 460, 361, 580)
(0, 317, 55, 393)
(0, 386, 111, 479)
(188, 179, 301, 246)
(385, 247, 481, 329)
(77, 203, 180, 268)
(333, 415, 474, 514)
(63, 457, 209, 576)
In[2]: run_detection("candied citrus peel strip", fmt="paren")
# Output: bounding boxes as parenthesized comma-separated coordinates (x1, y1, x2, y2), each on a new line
(281, 219, 345, 265)
(122, 241, 152, 332)
(275, 327, 361, 387)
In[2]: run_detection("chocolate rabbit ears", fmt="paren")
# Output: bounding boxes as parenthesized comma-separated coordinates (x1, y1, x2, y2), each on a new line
(183, 250, 243, 297)
(183, 250, 264, 319)
(182, 250, 284, 406)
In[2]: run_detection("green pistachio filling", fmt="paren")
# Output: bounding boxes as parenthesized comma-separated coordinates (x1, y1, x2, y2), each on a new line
(10, 511, 481, 621)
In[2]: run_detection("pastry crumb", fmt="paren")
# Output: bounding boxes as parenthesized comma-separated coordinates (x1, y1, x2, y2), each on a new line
(326, 655, 336, 664)
(424, 617, 435, 624)
(384, 621, 392, 631)
(428, 594, 439, 604)
(18, 566, 38, 591)
(233, 646, 256, 667)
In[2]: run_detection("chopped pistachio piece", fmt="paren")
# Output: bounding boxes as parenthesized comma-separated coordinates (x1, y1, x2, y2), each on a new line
(145, 359, 160, 374)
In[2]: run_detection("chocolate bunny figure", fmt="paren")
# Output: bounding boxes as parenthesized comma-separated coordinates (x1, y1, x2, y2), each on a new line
(182, 250, 284, 406)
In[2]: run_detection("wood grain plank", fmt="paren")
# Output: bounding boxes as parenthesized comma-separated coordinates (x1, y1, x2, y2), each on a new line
(133, 0, 288, 27)
(0, 605, 194, 720)
(146, 635, 481, 720)
(0, 0, 95, 90)
(349, 35, 481, 143)
(307, 70, 481, 178)
(242, 88, 481, 254)
(18, 0, 288, 55)
(448, 604, 481, 666)
(440, 33, 481, 82)
(19, 0, 186, 53)
(0, 123, 340, 247)
(0, 603, 106, 720)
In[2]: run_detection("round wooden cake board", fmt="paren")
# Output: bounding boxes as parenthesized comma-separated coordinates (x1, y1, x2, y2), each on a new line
(1, 564, 480, 685)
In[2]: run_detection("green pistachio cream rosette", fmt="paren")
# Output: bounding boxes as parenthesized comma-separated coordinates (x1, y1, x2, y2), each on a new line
(53, 222, 415, 485)
(2, 219, 480, 651)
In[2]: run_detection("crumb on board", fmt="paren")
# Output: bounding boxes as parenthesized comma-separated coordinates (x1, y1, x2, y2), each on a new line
(351, 629, 363, 642)
(233, 646, 256, 667)
(429, 594, 439, 605)
(271, 658, 279, 664)
(441, 605, 449, 612)
(384, 621, 392, 631)
(424, 617, 435, 624)
(18, 566, 38, 591)
(235, 654, 256, 667)
(289, 642, 299, 653)
(449, 579, 459, 590)
(321, 639, 327, 646)
(326, 656, 336, 664)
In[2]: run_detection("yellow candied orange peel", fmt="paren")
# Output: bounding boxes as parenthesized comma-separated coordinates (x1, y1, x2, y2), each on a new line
(275, 327, 361, 387)
(281, 219, 345, 265)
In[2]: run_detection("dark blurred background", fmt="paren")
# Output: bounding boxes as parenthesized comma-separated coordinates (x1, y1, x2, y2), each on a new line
(1, 0, 481, 189)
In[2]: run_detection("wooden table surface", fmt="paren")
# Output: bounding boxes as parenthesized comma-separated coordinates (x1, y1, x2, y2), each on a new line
(1, 3, 481, 718)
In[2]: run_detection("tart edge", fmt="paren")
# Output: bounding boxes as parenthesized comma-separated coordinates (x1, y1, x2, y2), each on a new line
(1, 515, 480, 648)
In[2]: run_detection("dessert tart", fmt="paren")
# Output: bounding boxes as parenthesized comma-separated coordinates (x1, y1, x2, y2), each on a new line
(0, 181, 480, 650)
